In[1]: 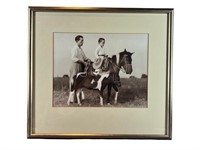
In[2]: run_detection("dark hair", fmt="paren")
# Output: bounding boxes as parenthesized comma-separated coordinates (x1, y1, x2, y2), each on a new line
(98, 38, 105, 43)
(75, 35, 83, 42)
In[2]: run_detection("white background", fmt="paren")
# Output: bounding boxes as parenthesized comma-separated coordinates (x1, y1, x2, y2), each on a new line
(0, 0, 199, 150)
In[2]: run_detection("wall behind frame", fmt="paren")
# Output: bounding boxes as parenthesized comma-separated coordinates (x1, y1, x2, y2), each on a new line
(0, 0, 200, 150)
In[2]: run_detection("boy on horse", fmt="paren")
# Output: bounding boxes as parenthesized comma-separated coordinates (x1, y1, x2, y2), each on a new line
(92, 38, 121, 86)
(93, 38, 108, 74)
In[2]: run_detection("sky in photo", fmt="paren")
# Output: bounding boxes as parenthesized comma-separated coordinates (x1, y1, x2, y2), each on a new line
(54, 33, 148, 78)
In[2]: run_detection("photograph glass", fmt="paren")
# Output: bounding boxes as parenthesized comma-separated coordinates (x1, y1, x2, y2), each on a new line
(53, 33, 148, 107)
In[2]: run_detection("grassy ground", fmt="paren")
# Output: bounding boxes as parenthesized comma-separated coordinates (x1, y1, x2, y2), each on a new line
(53, 77, 147, 108)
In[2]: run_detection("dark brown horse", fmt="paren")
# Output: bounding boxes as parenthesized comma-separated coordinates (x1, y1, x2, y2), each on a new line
(67, 49, 134, 106)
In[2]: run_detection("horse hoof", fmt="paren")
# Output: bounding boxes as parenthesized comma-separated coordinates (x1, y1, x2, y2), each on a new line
(78, 103, 82, 106)
(107, 103, 111, 106)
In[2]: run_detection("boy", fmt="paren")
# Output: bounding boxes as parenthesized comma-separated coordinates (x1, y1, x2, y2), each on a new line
(93, 38, 107, 74)
(95, 38, 106, 58)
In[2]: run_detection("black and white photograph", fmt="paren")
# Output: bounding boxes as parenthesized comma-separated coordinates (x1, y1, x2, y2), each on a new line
(53, 33, 148, 107)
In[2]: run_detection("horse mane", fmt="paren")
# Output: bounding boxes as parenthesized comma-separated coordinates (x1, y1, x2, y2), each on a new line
(111, 55, 117, 64)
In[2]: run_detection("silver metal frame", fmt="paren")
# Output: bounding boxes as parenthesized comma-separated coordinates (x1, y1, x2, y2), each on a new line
(28, 7, 173, 139)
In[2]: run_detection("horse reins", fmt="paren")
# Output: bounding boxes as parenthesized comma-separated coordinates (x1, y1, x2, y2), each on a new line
(80, 54, 130, 77)
(109, 54, 131, 74)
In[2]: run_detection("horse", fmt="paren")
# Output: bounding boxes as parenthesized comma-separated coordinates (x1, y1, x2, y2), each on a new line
(67, 49, 134, 106)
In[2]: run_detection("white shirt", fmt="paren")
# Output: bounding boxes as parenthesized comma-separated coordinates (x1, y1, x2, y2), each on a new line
(95, 45, 105, 58)
(71, 45, 87, 63)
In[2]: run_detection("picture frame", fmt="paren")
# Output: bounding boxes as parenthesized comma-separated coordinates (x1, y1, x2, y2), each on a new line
(28, 7, 173, 139)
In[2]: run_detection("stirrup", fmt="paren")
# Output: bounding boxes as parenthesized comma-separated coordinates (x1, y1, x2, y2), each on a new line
(93, 70, 100, 75)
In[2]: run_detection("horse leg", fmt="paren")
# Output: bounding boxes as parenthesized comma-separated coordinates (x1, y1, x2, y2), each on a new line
(76, 89, 82, 106)
(68, 76, 76, 105)
(107, 84, 112, 105)
(99, 90, 103, 106)
(67, 90, 75, 105)
(114, 92, 119, 104)
(99, 83, 107, 106)
(112, 84, 119, 104)
(81, 89, 85, 100)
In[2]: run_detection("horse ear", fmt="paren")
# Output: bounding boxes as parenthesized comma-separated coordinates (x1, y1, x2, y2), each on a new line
(124, 49, 127, 52)
(131, 52, 135, 55)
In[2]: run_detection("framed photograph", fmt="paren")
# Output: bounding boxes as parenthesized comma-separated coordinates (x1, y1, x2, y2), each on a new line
(28, 7, 173, 139)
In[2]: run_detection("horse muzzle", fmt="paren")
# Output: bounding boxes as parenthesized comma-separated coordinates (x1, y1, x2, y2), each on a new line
(124, 64, 133, 74)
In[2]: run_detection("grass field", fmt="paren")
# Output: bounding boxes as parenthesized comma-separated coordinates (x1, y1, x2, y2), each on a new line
(53, 76, 147, 107)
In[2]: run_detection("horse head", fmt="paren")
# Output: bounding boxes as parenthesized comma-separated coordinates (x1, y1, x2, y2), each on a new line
(118, 49, 134, 74)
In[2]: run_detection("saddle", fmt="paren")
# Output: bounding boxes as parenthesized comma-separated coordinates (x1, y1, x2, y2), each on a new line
(93, 56, 109, 71)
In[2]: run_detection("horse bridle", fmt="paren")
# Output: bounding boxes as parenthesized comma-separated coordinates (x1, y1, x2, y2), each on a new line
(82, 54, 131, 76)
(110, 54, 132, 73)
